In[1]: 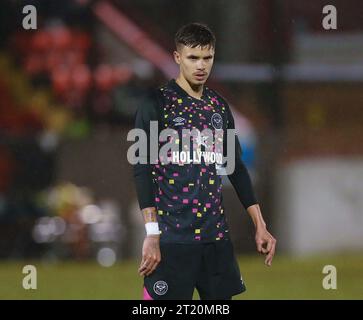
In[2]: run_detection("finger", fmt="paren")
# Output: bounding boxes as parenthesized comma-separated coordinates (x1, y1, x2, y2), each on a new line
(264, 251, 272, 266)
(266, 239, 273, 252)
(139, 264, 151, 276)
(145, 257, 161, 276)
(265, 254, 273, 266)
(260, 242, 268, 254)
(138, 256, 146, 272)
(265, 243, 276, 266)
(138, 255, 148, 270)
(144, 258, 157, 276)
(140, 254, 159, 276)
(138, 264, 147, 274)
(256, 241, 263, 253)
(140, 257, 153, 270)
(266, 245, 275, 264)
(139, 256, 153, 274)
(142, 261, 159, 276)
(261, 246, 268, 254)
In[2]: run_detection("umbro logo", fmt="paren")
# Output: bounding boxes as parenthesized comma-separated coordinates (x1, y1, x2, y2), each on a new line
(173, 117, 186, 126)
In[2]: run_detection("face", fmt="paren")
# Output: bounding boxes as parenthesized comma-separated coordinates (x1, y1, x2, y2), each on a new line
(173, 45, 215, 86)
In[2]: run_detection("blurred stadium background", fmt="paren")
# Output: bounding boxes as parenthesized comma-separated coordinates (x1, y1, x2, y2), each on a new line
(0, 0, 362, 299)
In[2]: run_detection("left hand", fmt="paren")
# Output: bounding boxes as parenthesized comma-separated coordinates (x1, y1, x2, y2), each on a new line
(255, 227, 276, 266)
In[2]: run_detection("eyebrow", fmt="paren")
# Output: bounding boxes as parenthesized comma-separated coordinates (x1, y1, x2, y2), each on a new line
(187, 54, 213, 59)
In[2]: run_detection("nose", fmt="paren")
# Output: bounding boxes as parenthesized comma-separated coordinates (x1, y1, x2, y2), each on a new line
(197, 60, 206, 70)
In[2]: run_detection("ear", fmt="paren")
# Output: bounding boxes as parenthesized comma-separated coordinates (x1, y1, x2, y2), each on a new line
(173, 50, 180, 65)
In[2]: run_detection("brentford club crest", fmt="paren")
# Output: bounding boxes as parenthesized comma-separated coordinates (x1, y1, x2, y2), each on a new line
(153, 280, 168, 295)
(211, 113, 223, 130)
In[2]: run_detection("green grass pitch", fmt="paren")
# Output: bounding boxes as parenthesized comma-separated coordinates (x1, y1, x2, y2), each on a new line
(0, 254, 362, 299)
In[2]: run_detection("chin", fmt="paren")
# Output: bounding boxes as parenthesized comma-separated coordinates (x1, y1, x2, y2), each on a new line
(190, 78, 207, 86)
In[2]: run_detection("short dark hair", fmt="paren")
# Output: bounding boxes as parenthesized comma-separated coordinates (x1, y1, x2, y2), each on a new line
(175, 22, 216, 50)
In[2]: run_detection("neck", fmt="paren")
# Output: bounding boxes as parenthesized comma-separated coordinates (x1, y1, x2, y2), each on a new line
(175, 75, 203, 100)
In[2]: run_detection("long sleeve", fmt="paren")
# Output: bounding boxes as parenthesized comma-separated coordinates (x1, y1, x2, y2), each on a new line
(224, 106, 258, 210)
(133, 97, 159, 210)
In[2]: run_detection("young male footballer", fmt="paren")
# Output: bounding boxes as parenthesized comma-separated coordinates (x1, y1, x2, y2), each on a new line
(133, 22, 276, 300)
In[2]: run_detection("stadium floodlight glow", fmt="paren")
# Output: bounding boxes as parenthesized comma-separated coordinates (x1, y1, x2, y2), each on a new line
(79, 204, 102, 224)
(97, 247, 116, 267)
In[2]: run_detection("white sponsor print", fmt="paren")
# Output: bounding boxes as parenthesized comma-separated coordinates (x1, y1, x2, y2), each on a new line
(172, 150, 223, 165)
(127, 124, 236, 175)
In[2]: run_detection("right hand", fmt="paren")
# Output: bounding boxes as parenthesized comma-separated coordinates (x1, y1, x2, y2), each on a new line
(138, 235, 161, 277)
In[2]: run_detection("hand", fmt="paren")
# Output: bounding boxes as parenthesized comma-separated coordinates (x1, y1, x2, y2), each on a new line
(138, 235, 161, 276)
(255, 226, 276, 266)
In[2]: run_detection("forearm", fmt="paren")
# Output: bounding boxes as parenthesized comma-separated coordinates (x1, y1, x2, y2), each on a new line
(228, 166, 258, 209)
(226, 136, 257, 209)
(134, 164, 156, 210)
(227, 156, 258, 210)
(133, 99, 159, 211)
(142, 207, 158, 223)
(246, 204, 266, 229)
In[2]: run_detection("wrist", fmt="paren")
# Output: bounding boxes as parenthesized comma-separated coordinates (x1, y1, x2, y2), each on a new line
(146, 234, 160, 240)
(255, 221, 266, 230)
(145, 222, 160, 236)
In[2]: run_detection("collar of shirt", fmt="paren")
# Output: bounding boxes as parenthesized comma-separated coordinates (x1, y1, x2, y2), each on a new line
(169, 79, 207, 102)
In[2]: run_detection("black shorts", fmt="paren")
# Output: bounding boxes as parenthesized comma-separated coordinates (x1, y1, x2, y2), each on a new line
(143, 239, 246, 300)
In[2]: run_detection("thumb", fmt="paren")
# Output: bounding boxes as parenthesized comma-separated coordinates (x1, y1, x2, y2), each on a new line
(256, 241, 263, 253)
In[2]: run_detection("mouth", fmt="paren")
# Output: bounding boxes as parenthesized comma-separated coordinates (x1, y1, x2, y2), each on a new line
(194, 73, 207, 80)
